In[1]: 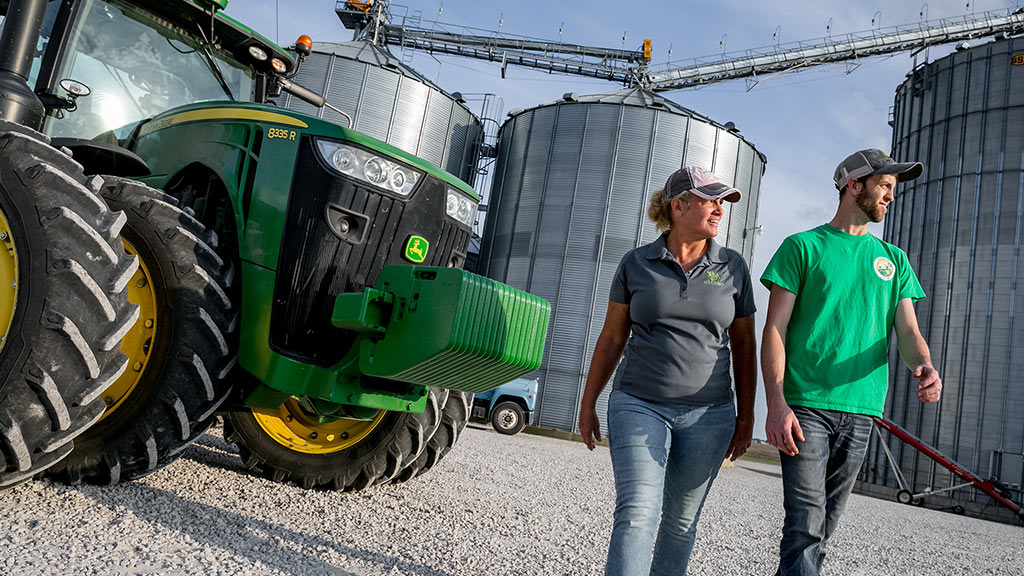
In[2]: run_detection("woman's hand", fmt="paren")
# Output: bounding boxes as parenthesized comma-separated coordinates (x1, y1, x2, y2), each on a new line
(725, 416, 753, 461)
(579, 406, 602, 451)
(578, 301, 629, 452)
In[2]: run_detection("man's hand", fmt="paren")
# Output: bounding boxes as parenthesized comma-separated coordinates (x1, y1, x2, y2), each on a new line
(766, 400, 803, 457)
(726, 416, 754, 461)
(913, 365, 942, 403)
(579, 407, 602, 451)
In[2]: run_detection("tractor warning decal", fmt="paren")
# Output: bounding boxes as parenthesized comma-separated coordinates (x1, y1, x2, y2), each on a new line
(404, 235, 429, 263)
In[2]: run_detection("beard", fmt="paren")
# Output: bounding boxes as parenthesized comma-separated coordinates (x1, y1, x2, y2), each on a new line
(855, 192, 886, 223)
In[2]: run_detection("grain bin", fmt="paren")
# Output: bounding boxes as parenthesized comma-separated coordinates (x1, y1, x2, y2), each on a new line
(860, 36, 1024, 521)
(478, 87, 766, 432)
(282, 40, 482, 185)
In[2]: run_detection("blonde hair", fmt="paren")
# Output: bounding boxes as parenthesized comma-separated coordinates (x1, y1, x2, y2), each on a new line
(647, 188, 690, 232)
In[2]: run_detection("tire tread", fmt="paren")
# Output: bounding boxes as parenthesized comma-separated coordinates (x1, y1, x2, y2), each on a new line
(0, 122, 137, 487)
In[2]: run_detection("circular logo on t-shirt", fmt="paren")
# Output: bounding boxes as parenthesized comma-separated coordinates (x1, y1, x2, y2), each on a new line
(874, 256, 895, 281)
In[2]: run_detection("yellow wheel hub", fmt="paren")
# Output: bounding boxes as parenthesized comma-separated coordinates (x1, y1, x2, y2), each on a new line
(253, 399, 385, 454)
(0, 209, 17, 354)
(102, 239, 157, 420)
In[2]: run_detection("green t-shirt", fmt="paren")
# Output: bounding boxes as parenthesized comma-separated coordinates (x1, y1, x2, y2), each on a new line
(760, 224, 925, 417)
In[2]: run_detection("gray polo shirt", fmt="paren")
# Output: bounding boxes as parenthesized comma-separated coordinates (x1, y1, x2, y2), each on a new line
(609, 234, 756, 405)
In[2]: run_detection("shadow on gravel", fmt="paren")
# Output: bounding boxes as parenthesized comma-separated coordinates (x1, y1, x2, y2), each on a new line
(191, 431, 236, 453)
(82, 483, 457, 576)
(736, 465, 783, 480)
(179, 439, 248, 476)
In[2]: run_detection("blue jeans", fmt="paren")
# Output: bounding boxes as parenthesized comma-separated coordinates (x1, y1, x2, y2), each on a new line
(777, 406, 873, 576)
(605, 390, 735, 576)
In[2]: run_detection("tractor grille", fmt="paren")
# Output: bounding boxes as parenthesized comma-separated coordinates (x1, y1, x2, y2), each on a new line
(270, 136, 471, 366)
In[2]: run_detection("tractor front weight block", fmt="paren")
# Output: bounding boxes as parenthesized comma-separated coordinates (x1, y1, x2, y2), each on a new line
(333, 265, 551, 394)
(244, 265, 549, 417)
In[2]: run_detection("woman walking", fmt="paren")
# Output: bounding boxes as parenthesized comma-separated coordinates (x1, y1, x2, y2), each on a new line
(579, 166, 757, 576)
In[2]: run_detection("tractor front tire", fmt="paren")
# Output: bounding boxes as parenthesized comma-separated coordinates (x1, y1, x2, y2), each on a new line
(224, 386, 446, 491)
(0, 123, 137, 488)
(47, 178, 237, 485)
(392, 390, 473, 484)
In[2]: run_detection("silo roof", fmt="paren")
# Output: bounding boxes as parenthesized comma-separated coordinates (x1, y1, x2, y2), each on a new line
(508, 87, 765, 163)
(310, 40, 450, 95)
(570, 87, 716, 123)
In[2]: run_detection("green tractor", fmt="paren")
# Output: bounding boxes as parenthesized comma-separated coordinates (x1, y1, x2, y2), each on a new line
(0, 0, 549, 490)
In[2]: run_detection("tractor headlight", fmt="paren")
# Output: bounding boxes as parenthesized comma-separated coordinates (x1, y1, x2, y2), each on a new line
(316, 140, 421, 197)
(248, 45, 268, 62)
(445, 188, 477, 228)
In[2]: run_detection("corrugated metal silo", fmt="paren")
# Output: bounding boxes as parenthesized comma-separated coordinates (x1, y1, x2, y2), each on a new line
(479, 88, 766, 432)
(859, 36, 1024, 521)
(282, 41, 482, 185)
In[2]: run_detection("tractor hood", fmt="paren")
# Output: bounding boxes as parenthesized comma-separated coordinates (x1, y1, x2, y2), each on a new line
(136, 101, 478, 199)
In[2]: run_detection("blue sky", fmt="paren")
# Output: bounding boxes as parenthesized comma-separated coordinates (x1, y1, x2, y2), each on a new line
(227, 0, 1016, 436)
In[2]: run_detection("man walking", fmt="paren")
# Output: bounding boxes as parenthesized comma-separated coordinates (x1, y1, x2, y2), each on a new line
(760, 149, 943, 576)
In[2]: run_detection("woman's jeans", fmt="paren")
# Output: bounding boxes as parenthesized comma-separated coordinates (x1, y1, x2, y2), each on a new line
(605, 390, 735, 576)
(777, 406, 873, 576)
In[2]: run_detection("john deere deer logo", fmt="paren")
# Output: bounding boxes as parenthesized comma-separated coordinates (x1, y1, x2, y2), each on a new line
(704, 270, 725, 287)
(404, 235, 429, 263)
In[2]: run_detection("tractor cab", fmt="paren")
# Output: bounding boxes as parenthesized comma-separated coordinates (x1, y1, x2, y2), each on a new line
(1, 0, 291, 143)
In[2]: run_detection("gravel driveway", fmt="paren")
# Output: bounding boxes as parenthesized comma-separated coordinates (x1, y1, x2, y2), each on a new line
(2, 422, 1020, 575)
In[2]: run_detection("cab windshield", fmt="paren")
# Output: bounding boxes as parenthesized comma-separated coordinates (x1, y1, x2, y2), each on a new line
(45, 0, 253, 140)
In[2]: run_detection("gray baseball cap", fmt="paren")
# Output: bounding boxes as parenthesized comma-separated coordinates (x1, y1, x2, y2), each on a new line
(833, 149, 923, 191)
(665, 166, 742, 202)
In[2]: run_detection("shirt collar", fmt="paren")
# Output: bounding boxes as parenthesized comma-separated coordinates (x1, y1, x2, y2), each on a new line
(646, 234, 730, 264)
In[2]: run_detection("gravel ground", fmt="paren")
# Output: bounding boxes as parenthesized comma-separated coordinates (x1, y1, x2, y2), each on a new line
(1, 423, 1021, 576)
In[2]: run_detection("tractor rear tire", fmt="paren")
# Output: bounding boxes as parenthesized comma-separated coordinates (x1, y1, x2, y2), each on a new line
(224, 386, 446, 491)
(392, 390, 473, 484)
(47, 178, 237, 485)
(0, 123, 138, 488)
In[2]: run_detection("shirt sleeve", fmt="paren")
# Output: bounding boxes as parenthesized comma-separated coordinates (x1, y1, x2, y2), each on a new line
(609, 255, 630, 304)
(896, 248, 925, 302)
(734, 259, 757, 318)
(760, 235, 804, 295)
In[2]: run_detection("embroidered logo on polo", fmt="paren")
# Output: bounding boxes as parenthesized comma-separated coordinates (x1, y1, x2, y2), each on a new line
(704, 270, 725, 287)
(874, 256, 895, 281)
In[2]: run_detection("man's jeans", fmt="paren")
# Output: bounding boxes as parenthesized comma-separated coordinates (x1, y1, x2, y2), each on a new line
(605, 390, 735, 576)
(777, 406, 873, 576)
